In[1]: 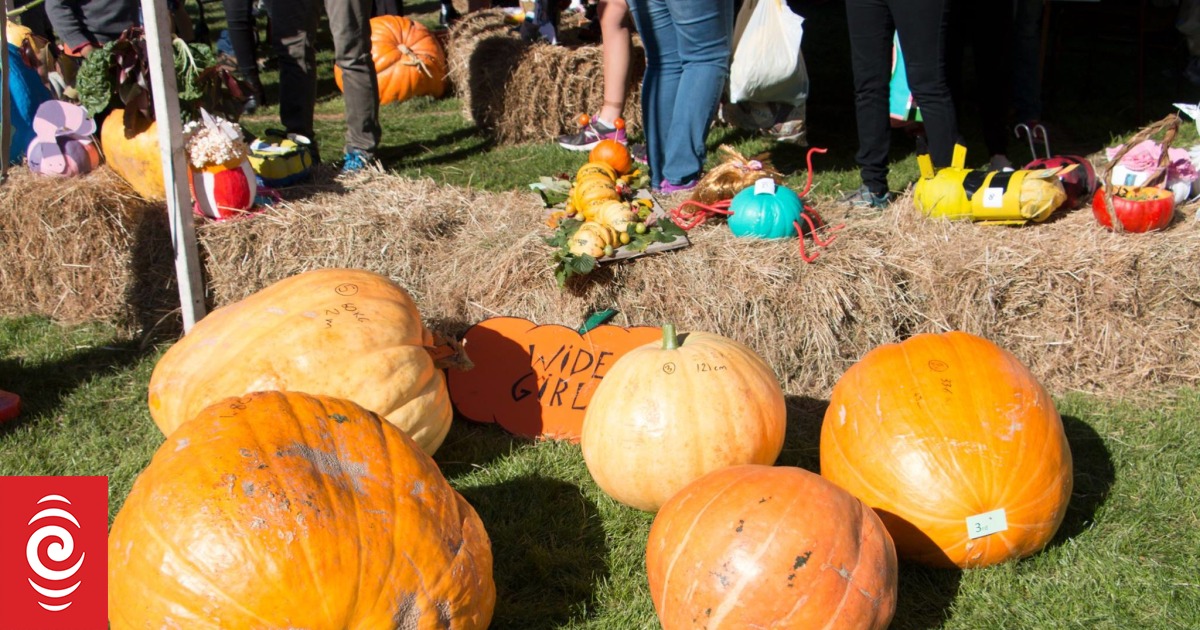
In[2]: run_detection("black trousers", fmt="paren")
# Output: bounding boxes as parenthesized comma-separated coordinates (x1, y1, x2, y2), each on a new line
(221, 0, 260, 82)
(947, 0, 1012, 158)
(846, 0, 958, 193)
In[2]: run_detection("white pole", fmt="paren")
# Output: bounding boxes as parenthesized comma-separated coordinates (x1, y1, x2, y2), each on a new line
(1, 5, 11, 181)
(140, 0, 206, 331)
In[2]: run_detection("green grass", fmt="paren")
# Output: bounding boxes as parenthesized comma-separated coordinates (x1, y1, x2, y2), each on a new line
(2, 316, 1198, 628)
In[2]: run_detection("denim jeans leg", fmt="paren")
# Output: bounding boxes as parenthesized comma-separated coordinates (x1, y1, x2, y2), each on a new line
(625, 0, 681, 187)
(661, 0, 732, 186)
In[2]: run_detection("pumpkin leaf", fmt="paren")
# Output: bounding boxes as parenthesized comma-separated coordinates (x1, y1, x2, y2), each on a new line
(530, 177, 573, 207)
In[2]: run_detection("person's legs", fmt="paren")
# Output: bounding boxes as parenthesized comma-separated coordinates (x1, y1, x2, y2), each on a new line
(222, 0, 264, 105)
(845, 0, 895, 194)
(625, 0, 680, 187)
(1012, 0, 1043, 121)
(265, 0, 319, 141)
(892, 0, 957, 168)
(597, 0, 631, 124)
(659, 0, 732, 187)
(325, 0, 383, 155)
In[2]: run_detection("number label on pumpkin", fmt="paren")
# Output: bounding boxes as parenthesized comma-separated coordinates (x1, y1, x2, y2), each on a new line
(754, 178, 777, 195)
(982, 187, 1004, 208)
(965, 508, 1008, 540)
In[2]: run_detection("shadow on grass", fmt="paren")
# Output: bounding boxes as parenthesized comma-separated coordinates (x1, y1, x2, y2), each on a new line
(458, 474, 609, 630)
(1048, 414, 1116, 548)
(778, 394, 828, 472)
(0, 331, 150, 435)
(435, 417, 534, 478)
(376, 127, 496, 169)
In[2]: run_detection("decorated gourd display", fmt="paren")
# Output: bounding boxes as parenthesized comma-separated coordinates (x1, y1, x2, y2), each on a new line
(147, 268, 454, 454)
(726, 180, 806, 239)
(820, 331, 1073, 569)
(567, 221, 620, 257)
(913, 144, 1072, 224)
(100, 109, 166, 200)
(581, 325, 786, 512)
(647, 465, 898, 630)
(109, 391, 495, 629)
(447, 317, 660, 441)
(1091, 185, 1175, 233)
(335, 16, 447, 104)
(589, 138, 632, 175)
(26, 101, 102, 177)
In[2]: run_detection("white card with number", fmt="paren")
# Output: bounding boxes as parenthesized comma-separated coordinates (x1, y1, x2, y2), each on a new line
(754, 178, 776, 195)
(982, 187, 1005, 208)
(966, 508, 1008, 540)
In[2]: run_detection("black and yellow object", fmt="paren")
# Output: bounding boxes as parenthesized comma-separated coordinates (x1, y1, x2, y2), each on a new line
(914, 145, 1073, 225)
(248, 132, 317, 187)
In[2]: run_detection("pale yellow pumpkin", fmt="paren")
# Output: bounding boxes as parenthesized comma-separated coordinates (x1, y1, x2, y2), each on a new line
(147, 268, 454, 454)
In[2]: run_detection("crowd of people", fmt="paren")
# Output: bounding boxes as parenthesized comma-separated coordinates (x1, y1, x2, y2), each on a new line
(4, 1, 1132, 199)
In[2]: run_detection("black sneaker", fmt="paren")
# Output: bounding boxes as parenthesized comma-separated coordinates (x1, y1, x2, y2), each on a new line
(557, 117, 627, 151)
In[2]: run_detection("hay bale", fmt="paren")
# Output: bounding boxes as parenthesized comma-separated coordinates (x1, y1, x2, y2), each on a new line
(196, 172, 1200, 397)
(445, 10, 644, 144)
(0, 167, 178, 333)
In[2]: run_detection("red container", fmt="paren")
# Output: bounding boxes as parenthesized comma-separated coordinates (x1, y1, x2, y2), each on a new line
(0, 390, 20, 423)
(1092, 186, 1175, 233)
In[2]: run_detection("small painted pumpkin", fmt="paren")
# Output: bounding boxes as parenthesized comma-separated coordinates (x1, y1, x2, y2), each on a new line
(148, 268, 454, 454)
(1091, 185, 1174, 232)
(727, 180, 806, 239)
(109, 391, 495, 629)
(648, 465, 898, 630)
(334, 16, 447, 104)
(821, 331, 1073, 568)
(581, 325, 786, 512)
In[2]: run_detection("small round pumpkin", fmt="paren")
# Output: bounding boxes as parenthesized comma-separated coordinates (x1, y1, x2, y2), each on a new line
(148, 268, 453, 454)
(576, 161, 617, 182)
(334, 15, 447, 104)
(589, 139, 632, 175)
(100, 109, 165, 200)
(581, 325, 786, 512)
(821, 331, 1073, 569)
(728, 181, 805, 239)
(648, 465, 898, 630)
(1091, 185, 1174, 232)
(109, 391, 495, 629)
(572, 176, 621, 209)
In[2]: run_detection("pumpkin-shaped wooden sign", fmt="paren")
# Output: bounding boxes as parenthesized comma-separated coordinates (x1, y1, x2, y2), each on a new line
(448, 317, 660, 441)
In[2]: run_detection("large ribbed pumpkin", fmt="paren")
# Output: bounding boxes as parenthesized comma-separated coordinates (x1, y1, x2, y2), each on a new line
(648, 465, 898, 630)
(100, 109, 165, 200)
(334, 15, 447, 104)
(148, 268, 453, 454)
(581, 325, 786, 512)
(109, 391, 495, 628)
(820, 331, 1073, 569)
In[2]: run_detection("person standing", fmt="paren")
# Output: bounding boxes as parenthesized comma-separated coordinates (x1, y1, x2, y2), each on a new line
(44, 0, 139, 56)
(624, 0, 733, 193)
(265, 0, 381, 172)
(221, 0, 266, 112)
(558, 0, 634, 151)
(843, 0, 959, 207)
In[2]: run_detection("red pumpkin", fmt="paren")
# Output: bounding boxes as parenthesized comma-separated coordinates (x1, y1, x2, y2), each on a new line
(109, 391, 495, 629)
(647, 465, 898, 630)
(820, 331, 1073, 569)
(448, 317, 660, 441)
(334, 16, 447, 104)
(1091, 185, 1175, 232)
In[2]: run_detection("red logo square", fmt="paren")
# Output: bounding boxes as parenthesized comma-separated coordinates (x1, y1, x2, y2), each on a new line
(0, 477, 108, 630)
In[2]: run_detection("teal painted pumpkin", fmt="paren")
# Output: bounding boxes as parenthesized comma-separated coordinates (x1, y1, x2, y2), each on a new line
(727, 182, 806, 239)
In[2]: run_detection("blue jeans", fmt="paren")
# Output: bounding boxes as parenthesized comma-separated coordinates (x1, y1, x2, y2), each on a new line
(625, 0, 733, 187)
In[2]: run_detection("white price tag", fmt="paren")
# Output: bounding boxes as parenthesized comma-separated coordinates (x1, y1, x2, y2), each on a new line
(965, 508, 1008, 540)
(982, 187, 1005, 208)
(754, 178, 776, 195)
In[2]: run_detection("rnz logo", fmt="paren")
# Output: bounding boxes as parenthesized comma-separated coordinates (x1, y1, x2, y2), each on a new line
(27, 494, 87, 611)
(0, 476, 107, 629)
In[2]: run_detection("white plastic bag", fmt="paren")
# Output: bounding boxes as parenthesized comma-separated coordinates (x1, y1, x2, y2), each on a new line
(728, 0, 808, 106)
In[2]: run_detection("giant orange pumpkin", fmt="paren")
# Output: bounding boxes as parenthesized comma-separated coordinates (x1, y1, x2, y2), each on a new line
(648, 465, 898, 630)
(109, 391, 495, 629)
(820, 331, 1073, 569)
(148, 268, 454, 454)
(448, 317, 660, 441)
(100, 109, 165, 200)
(581, 325, 786, 512)
(334, 16, 447, 104)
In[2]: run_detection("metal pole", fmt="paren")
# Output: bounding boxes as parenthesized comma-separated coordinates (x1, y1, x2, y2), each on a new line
(141, 0, 206, 331)
(1, 6, 11, 182)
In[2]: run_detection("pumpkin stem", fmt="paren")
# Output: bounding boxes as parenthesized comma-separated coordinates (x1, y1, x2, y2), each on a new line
(662, 324, 679, 350)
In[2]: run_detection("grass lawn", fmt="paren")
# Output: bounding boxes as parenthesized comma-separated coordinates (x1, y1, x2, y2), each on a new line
(4, 0, 1200, 627)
